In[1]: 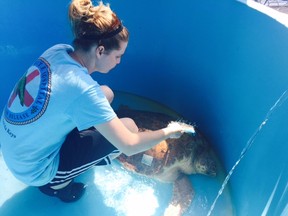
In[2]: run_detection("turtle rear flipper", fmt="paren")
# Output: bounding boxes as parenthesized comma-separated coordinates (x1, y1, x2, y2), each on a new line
(164, 174, 194, 216)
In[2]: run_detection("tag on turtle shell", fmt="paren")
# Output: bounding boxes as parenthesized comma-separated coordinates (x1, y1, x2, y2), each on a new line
(141, 154, 154, 166)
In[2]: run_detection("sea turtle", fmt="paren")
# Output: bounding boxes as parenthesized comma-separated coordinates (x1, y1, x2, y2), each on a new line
(115, 108, 217, 216)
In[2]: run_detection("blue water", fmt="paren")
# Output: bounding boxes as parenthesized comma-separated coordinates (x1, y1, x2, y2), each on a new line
(1, 0, 288, 215)
(0, 91, 233, 216)
(112, 91, 234, 215)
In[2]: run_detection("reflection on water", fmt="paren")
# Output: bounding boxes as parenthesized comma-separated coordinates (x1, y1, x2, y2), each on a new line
(110, 90, 234, 216)
(94, 164, 161, 216)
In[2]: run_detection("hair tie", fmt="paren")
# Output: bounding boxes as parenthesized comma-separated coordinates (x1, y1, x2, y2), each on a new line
(79, 22, 123, 40)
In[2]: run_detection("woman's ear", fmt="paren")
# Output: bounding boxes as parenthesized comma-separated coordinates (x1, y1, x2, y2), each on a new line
(96, 45, 105, 57)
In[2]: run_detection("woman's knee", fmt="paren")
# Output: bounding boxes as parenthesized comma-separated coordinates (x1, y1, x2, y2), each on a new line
(120, 117, 139, 133)
(100, 85, 114, 103)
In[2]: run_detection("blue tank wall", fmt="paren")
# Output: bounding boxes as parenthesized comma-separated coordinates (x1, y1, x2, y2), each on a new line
(1, 0, 287, 215)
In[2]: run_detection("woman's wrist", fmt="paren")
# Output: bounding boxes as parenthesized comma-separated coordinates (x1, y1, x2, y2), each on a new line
(163, 121, 195, 139)
(162, 124, 182, 139)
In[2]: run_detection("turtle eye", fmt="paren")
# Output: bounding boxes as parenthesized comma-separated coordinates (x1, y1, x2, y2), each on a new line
(196, 164, 206, 172)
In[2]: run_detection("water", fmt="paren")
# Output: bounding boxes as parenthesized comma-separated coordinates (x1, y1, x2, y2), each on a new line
(0, 90, 234, 216)
(1, 90, 286, 216)
(207, 89, 288, 216)
(111, 90, 234, 216)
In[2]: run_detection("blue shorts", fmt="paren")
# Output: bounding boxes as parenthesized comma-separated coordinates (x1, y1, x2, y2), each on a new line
(47, 127, 120, 187)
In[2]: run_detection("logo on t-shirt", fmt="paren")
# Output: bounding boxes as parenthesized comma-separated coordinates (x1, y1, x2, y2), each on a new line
(4, 57, 51, 125)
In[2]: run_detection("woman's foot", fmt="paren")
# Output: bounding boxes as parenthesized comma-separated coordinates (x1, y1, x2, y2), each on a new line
(39, 180, 86, 202)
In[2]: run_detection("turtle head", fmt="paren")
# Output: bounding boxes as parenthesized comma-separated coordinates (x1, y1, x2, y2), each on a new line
(193, 147, 217, 176)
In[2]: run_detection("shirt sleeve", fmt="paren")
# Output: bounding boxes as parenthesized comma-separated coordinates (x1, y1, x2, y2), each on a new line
(66, 85, 116, 131)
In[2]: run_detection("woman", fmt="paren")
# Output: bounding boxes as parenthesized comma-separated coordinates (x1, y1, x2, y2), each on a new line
(0, 0, 185, 202)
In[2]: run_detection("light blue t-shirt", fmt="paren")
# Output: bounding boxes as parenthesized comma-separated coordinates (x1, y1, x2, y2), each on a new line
(0, 44, 116, 186)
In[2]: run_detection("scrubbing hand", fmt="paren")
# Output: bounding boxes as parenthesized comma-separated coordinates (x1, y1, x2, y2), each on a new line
(167, 121, 195, 138)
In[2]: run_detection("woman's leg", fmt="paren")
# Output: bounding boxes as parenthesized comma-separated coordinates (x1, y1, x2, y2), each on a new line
(39, 127, 119, 202)
(50, 128, 119, 186)
(100, 85, 114, 103)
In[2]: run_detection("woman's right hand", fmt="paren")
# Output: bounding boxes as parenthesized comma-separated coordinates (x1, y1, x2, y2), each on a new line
(164, 121, 195, 139)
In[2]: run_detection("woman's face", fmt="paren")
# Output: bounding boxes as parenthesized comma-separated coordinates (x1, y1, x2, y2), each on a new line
(95, 41, 128, 73)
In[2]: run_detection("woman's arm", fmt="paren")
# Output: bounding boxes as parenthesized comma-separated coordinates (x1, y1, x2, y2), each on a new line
(95, 117, 183, 156)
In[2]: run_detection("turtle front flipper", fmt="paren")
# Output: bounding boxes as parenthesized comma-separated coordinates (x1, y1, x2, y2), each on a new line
(164, 174, 194, 216)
